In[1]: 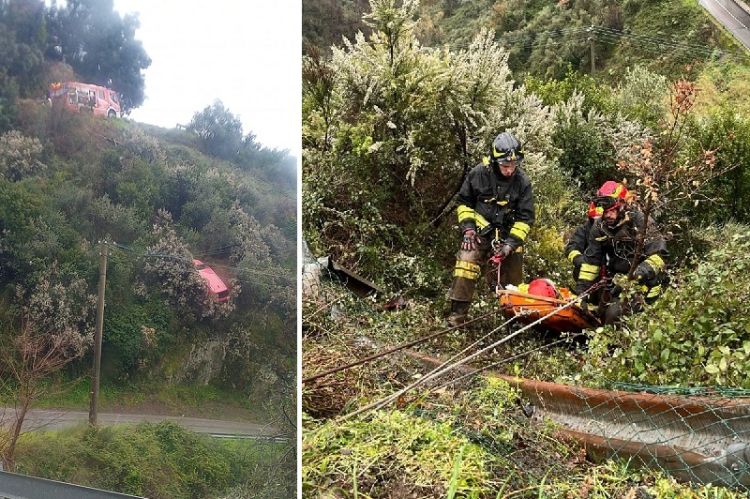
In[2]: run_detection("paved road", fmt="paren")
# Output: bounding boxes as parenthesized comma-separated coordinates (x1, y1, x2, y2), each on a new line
(0, 408, 284, 439)
(700, 0, 750, 50)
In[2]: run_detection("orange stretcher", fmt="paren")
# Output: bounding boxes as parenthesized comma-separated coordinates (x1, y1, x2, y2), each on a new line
(497, 286, 600, 333)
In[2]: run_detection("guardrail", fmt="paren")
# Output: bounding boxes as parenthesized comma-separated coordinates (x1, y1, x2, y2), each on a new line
(0, 470, 143, 499)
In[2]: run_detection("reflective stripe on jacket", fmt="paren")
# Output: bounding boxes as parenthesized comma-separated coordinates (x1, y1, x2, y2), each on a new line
(456, 163, 534, 248)
(573, 210, 667, 295)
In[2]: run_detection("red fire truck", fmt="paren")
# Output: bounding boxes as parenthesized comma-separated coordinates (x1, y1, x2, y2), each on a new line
(48, 81, 122, 118)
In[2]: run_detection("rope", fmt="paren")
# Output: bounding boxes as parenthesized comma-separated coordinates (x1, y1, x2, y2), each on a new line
(302, 309, 500, 384)
(339, 282, 603, 421)
(339, 314, 522, 421)
(433, 332, 586, 392)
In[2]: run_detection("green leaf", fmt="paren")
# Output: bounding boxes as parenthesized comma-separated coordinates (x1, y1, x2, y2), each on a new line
(705, 364, 720, 375)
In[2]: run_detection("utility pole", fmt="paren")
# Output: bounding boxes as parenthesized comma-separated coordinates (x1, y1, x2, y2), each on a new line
(587, 25, 595, 74)
(89, 241, 108, 426)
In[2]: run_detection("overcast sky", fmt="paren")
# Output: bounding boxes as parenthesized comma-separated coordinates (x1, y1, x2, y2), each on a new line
(113, 1, 300, 157)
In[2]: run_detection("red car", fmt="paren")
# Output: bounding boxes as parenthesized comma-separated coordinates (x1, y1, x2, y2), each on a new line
(193, 259, 229, 302)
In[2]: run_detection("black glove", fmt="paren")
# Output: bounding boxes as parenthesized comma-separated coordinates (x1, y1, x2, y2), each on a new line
(633, 263, 652, 282)
(461, 229, 480, 251)
(578, 295, 590, 314)
(498, 243, 513, 259)
(572, 254, 584, 267)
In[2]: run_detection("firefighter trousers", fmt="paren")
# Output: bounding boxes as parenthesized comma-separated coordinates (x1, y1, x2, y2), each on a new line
(449, 237, 523, 303)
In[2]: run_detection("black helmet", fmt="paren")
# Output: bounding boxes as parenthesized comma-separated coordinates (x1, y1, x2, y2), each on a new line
(490, 132, 523, 162)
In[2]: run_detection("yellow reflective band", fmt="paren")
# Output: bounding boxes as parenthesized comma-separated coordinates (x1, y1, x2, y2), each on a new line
(595, 236, 607, 241)
(474, 212, 490, 230)
(454, 269, 479, 279)
(457, 205, 474, 223)
(456, 205, 490, 230)
(482, 156, 490, 166)
(579, 263, 599, 281)
(498, 200, 508, 206)
(647, 285, 662, 299)
(645, 254, 665, 271)
(455, 260, 481, 273)
(509, 222, 531, 241)
(567, 250, 582, 262)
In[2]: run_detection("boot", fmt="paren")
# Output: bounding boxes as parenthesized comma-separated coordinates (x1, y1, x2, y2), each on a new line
(446, 300, 471, 327)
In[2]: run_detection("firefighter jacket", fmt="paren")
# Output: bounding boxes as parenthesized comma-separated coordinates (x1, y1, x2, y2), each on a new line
(574, 209, 667, 295)
(564, 218, 595, 264)
(456, 162, 535, 249)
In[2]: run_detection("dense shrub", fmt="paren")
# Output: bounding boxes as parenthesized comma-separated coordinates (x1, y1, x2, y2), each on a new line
(0, 130, 46, 180)
(16, 422, 282, 499)
(583, 223, 750, 388)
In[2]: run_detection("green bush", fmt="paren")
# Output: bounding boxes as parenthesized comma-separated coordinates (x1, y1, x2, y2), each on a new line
(16, 422, 277, 499)
(103, 298, 173, 378)
(583, 223, 750, 388)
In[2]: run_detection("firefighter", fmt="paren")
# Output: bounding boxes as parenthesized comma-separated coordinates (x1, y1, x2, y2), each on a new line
(446, 131, 535, 326)
(573, 181, 668, 324)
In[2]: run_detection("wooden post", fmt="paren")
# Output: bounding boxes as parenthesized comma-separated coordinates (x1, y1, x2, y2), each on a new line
(89, 241, 108, 426)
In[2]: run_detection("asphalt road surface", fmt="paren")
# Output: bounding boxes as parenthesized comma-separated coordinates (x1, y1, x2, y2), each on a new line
(700, 0, 750, 50)
(0, 408, 283, 439)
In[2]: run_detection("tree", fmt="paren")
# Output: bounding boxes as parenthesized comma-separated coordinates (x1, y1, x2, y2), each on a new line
(46, 0, 151, 111)
(0, 0, 47, 98)
(188, 100, 248, 161)
(0, 264, 96, 470)
(0, 324, 81, 470)
(616, 80, 730, 276)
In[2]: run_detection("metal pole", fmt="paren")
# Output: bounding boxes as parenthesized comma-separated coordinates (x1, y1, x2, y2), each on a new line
(89, 241, 108, 426)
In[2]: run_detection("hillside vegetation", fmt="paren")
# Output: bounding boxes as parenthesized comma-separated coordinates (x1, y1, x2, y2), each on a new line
(0, 0, 296, 495)
(303, 0, 750, 495)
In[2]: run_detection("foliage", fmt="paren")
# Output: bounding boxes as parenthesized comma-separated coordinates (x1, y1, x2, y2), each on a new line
(687, 106, 750, 225)
(0, 130, 46, 181)
(550, 88, 652, 190)
(0, 0, 47, 102)
(304, 0, 568, 291)
(23, 264, 97, 358)
(613, 65, 668, 128)
(583, 224, 750, 387)
(525, 67, 614, 113)
(103, 297, 173, 378)
(186, 100, 296, 191)
(415, 0, 731, 84)
(15, 421, 284, 499)
(187, 100, 247, 162)
(302, 0, 371, 54)
(303, 409, 490, 497)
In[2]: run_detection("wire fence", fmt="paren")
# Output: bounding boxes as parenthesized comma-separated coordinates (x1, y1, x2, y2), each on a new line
(404, 342, 750, 493)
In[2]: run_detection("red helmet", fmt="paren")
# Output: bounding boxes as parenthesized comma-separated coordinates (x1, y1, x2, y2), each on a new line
(592, 181, 628, 214)
(527, 278, 558, 299)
